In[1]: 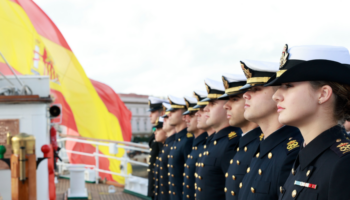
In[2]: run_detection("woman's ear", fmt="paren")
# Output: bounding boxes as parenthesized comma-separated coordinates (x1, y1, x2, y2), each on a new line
(318, 85, 333, 104)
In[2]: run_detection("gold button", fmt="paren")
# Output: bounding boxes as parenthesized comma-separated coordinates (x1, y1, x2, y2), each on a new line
(184, 163, 187, 167)
(204, 145, 206, 149)
(187, 165, 189, 168)
(168, 155, 170, 158)
(225, 172, 228, 178)
(237, 160, 240, 165)
(171, 147, 173, 150)
(201, 163, 204, 167)
(289, 137, 292, 140)
(173, 192, 176, 195)
(207, 151, 210, 156)
(247, 167, 250, 173)
(259, 169, 262, 175)
(256, 152, 260, 158)
(239, 182, 242, 188)
(195, 193, 196, 197)
(191, 156, 193, 159)
(280, 186, 283, 194)
(172, 183, 175, 186)
(183, 173, 185, 176)
(195, 146, 198, 150)
(336, 139, 341, 142)
(214, 140, 217, 145)
(237, 147, 239, 152)
(169, 181, 171, 185)
(161, 175, 163, 178)
(268, 152, 273, 159)
(292, 168, 295, 175)
(306, 170, 310, 177)
(292, 190, 297, 198)
(172, 174, 174, 177)
(168, 172, 170, 176)
(171, 165, 174, 168)
(186, 175, 189, 179)
(161, 184, 163, 186)
(188, 155, 190, 158)
(169, 191, 171, 194)
(196, 163, 198, 167)
(160, 167, 163, 170)
(174, 146, 177, 150)
(224, 187, 227, 192)
(244, 146, 248, 152)
(198, 187, 202, 192)
(162, 150, 164, 153)
(195, 173, 198, 178)
(171, 155, 174, 158)
(187, 194, 190, 198)
(199, 176, 202, 180)
(230, 159, 233, 164)
(183, 182, 185, 186)
(231, 191, 235, 196)
(199, 153, 202, 157)
(178, 138, 181, 142)
(161, 191, 164, 194)
(187, 185, 189, 189)
(251, 187, 255, 193)
(232, 175, 236, 180)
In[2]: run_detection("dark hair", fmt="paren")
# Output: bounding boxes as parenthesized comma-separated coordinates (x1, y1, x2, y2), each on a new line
(310, 81, 350, 123)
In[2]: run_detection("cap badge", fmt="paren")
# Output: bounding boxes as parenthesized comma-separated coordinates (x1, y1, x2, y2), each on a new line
(222, 77, 229, 89)
(280, 44, 289, 68)
(194, 92, 200, 101)
(148, 100, 151, 106)
(205, 83, 210, 94)
(168, 98, 173, 105)
(185, 100, 190, 109)
(241, 63, 252, 79)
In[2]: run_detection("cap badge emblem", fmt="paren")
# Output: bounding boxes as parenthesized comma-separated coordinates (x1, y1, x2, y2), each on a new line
(241, 63, 252, 79)
(205, 83, 210, 93)
(185, 100, 190, 108)
(168, 98, 173, 105)
(280, 44, 289, 68)
(148, 100, 151, 106)
(222, 77, 229, 89)
(194, 92, 200, 101)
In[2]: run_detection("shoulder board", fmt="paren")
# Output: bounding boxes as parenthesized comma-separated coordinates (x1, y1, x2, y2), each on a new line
(331, 139, 350, 157)
(228, 131, 237, 140)
(187, 133, 193, 138)
(259, 133, 264, 141)
(285, 139, 300, 154)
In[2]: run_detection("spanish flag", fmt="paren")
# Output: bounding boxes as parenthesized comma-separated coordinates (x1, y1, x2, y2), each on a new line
(0, 0, 132, 184)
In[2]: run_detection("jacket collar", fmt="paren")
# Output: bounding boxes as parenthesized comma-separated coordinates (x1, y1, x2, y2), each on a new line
(239, 127, 262, 148)
(213, 126, 241, 141)
(298, 125, 344, 170)
(175, 128, 187, 140)
(260, 126, 299, 157)
(166, 134, 176, 144)
(193, 132, 208, 146)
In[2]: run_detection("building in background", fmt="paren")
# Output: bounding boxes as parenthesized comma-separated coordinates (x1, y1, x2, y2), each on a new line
(119, 93, 153, 139)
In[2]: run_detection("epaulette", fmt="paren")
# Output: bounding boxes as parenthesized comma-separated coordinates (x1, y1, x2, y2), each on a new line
(259, 133, 264, 141)
(187, 133, 193, 138)
(285, 138, 300, 154)
(228, 131, 237, 140)
(331, 139, 350, 157)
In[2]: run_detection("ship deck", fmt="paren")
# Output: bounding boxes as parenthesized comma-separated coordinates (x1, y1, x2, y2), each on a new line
(56, 178, 143, 200)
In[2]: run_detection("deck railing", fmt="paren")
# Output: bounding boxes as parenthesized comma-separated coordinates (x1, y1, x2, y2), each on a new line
(57, 134, 150, 185)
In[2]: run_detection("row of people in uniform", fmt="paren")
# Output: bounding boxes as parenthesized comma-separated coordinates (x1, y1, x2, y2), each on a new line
(147, 44, 350, 200)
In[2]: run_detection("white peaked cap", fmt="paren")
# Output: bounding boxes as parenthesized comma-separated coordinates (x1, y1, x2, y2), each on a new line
(158, 116, 164, 123)
(184, 96, 198, 103)
(204, 78, 225, 91)
(194, 90, 208, 98)
(288, 45, 350, 64)
(168, 95, 186, 105)
(241, 59, 279, 73)
(222, 73, 247, 82)
(149, 96, 168, 104)
(162, 102, 171, 110)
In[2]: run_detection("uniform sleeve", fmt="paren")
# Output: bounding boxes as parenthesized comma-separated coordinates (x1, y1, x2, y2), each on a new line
(329, 155, 350, 199)
(183, 138, 193, 161)
(220, 137, 239, 172)
(277, 148, 299, 190)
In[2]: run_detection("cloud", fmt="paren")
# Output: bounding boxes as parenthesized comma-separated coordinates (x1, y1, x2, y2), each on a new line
(34, 0, 350, 97)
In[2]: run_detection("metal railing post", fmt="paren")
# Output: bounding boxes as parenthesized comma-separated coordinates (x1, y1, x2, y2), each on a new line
(95, 145, 99, 185)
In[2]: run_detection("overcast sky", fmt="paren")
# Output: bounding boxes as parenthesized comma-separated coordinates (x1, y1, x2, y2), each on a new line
(34, 0, 350, 98)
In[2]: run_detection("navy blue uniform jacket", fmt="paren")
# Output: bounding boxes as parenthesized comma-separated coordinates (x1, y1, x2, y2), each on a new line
(238, 126, 302, 200)
(195, 126, 242, 200)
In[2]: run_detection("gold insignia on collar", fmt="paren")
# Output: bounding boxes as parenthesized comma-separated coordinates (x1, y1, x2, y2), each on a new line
(259, 133, 264, 141)
(205, 83, 210, 94)
(241, 63, 252, 79)
(222, 77, 229, 90)
(187, 133, 193, 138)
(287, 140, 299, 151)
(337, 142, 350, 154)
(280, 44, 289, 69)
(228, 132, 237, 140)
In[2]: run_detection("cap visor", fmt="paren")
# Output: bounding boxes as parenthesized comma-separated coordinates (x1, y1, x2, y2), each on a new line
(218, 93, 229, 100)
(193, 105, 202, 109)
(240, 84, 252, 90)
(201, 97, 211, 102)
(183, 111, 190, 115)
(166, 107, 176, 112)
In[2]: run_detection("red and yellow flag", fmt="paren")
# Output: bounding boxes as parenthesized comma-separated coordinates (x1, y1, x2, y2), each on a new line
(0, 0, 132, 183)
